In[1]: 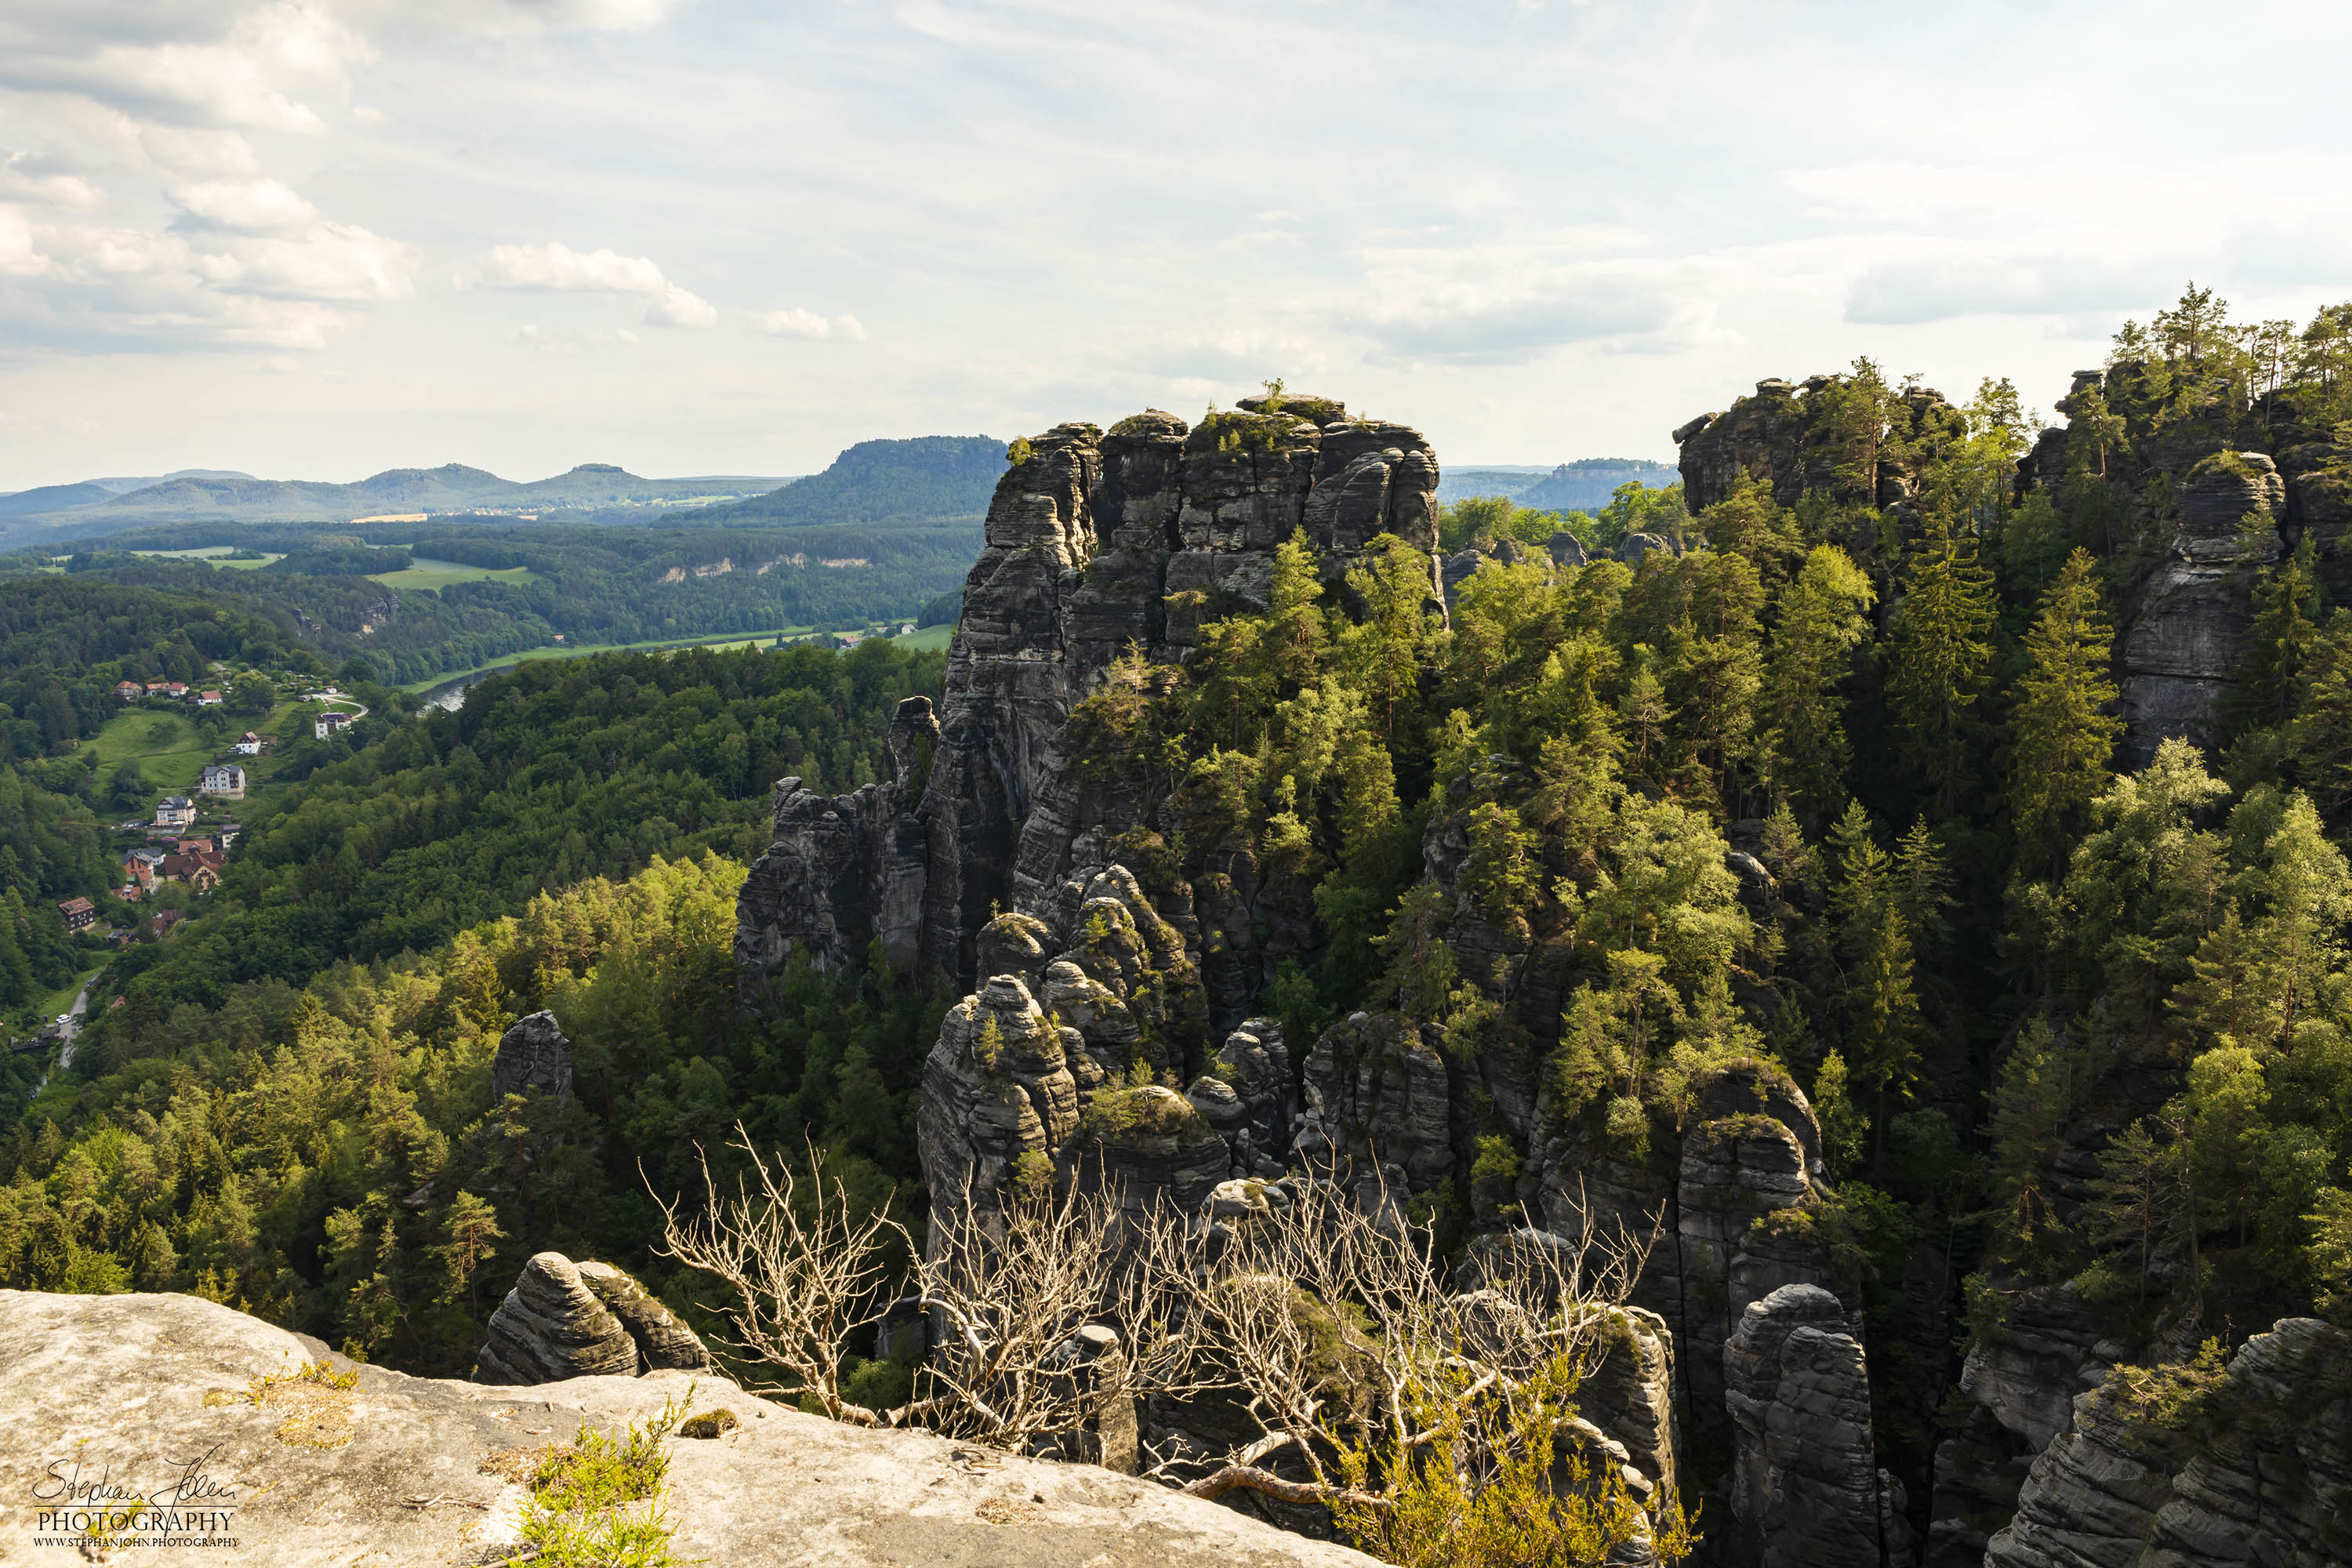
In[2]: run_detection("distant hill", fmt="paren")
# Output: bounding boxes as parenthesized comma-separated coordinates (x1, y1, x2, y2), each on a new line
(696, 435, 1004, 528)
(0, 463, 798, 541)
(1436, 466, 1554, 505)
(1514, 459, 1681, 512)
(0, 482, 118, 516)
(1438, 459, 1680, 511)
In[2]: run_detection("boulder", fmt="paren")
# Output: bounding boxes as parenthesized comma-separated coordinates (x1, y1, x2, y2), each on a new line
(575, 1260, 710, 1373)
(474, 1251, 641, 1384)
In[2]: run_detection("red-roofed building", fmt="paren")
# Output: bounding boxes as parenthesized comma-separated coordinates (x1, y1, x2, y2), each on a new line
(115, 681, 142, 702)
(56, 897, 96, 932)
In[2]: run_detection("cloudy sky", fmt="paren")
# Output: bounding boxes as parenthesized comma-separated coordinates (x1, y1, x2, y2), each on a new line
(3, 0, 2349, 489)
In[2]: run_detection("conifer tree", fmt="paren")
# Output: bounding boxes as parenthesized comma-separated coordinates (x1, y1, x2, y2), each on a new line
(2009, 550, 2124, 871)
(1760, 544, 1875, 823)
(1887, 514, 1999, 814)
(2079, 1117, 2182, 1307)
(1984, 1017, 2074, 1269)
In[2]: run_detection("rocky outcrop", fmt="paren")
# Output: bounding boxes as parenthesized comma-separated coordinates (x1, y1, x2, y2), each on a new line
(1675, 376, 1964, 516)
(1724, 1283, 1909, 1568)
(738, 395, 1440, 1005)
(490, 1010, 572, 1102)
(2116, 450, 2285, 760)
(0, 1287, 1374, 1566)
(1925, 1281, 2112, 1563)
(735, 699, 938, 982)
(474, 1251, 708, 1385)
(1985, 1317, 2352, 1568)
(1290, 1011, 1459, 1198)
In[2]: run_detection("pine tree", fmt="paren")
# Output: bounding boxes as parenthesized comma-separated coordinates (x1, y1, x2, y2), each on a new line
(433, 1190, 508, 1323)
(2079, 1117, 2181, 1307)
(1887, 514, 1999, 814)
(1985, 1018, 2075, 1269)
(2009, 550, 2124, 871)
(1760, 544, 1876, 823)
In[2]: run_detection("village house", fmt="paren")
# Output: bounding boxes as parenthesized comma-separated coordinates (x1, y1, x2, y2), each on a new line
(234, 731, 270, 755)
(122, 846, 165, 891)
(149, 909, 185, 938)
(115, 681, 142, 702)
(56, 897, 96, 932)
(194, 688, 223, 706)
(159, 851, 221, 892)
(165, 681, 188, 698)
(154, 795, 195, 828)
(199, 762, 246, 798)
(144, 681, 169, 695)
(314, 710, 352, 740)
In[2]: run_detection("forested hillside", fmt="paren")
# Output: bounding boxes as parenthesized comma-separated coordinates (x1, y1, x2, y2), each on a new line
(1, 638, 948, 1363)
(90, 638, 943, 1011)
(24, 517, 978, 683)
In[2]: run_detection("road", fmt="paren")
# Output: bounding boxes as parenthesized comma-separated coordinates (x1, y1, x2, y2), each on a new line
(58, 971, 93, 1071)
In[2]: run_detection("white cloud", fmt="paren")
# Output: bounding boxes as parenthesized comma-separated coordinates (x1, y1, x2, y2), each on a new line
(195, 222, 415, 300)
(1843, 246, 2187, 326)
(170, 176, 319, 232)
(481, 240, 667, 293)
(0, 154, 103, 211)
(140, 126, 262, 176)
(760, 308, 865, 341)
(0, 205, 49, 276)
(648, 284, 717, 328)
(477, 241, 714, 327)
(1347, 245, 1715, 363)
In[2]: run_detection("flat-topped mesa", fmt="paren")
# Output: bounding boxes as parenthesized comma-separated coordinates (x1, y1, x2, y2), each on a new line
(736, 394, 1440, 997)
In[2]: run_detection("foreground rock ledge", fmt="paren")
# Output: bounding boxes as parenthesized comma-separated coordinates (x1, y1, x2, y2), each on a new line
(0, 1289, 1376, 1567)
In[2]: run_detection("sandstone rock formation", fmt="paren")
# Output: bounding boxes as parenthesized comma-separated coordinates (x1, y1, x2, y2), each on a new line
(490, 1010, 572, 1102)
(1985, 1316, 2352, 1568)
(737, 396, 1441, 1002)
(1674, 376, 1964, 515)
(0, 1287, 1374, 1567)
(474, 1251, 709, 1385)
(1723, 1283, 1906, 1568)
(2115, 449, 2285, 758)
(1924, 1283, 2110, 1566)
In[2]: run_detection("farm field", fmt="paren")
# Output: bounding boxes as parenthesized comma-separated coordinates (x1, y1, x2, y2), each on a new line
(397, 626, 823, 693)
(132, 547, 284, 569)
(85, 708, 218, 793)
(85, 700, 306, 796)
(369, 556, 539, 592)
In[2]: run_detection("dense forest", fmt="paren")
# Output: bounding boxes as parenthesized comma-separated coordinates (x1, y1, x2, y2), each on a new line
(0, 639, 949, 1361)
(3, 289, 2350, 1552)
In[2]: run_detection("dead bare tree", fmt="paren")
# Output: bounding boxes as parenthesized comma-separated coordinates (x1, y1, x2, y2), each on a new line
(895, 1171, 1217, 1450)
(658, 1127, 1668, 1549)
(1134, 1168, 1660, 1515)
(651, 1127, 901, 1422)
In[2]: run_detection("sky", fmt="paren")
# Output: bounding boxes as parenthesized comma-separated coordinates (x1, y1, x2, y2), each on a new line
(3, 0, 2351, 490)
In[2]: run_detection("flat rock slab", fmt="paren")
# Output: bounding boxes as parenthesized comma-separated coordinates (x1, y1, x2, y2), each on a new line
(0, 1289, 1375, 1567)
